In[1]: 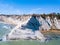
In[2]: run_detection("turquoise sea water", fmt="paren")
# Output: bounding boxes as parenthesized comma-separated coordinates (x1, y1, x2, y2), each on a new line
(0, 39, 60, 45)
(0, 23, 60, 45)
(0, 23, 14, 37)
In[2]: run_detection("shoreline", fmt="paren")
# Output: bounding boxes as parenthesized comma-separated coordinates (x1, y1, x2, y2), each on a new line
(41, 29, 60, 35)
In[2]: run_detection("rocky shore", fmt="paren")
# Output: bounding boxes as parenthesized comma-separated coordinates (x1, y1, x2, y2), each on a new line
(0, 13, 60, 41)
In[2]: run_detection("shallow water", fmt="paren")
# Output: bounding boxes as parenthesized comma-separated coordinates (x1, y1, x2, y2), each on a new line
(0, 23, 15, 37)
(0, 39, 60, 45)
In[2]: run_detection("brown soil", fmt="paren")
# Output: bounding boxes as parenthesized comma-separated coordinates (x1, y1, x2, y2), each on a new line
(41, 29, 60, 35)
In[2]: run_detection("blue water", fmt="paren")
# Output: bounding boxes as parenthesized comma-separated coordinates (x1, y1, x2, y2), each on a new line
(0, 23, 15, 38)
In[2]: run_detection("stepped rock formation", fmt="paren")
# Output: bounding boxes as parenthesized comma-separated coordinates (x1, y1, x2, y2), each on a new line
(0, 14, 60, 41)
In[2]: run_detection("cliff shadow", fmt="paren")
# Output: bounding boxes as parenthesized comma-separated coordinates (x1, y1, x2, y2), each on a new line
(21, 15, 41, 31)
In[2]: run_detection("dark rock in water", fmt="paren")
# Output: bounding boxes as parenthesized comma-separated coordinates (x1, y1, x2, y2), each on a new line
(45, 35, 52, 41)
(0, 38, 2, 41)
(53, 36, 60, 40)
(47, 37, 52, 40)
(45, 37, 52, 41)
(45, 34, 60, 41)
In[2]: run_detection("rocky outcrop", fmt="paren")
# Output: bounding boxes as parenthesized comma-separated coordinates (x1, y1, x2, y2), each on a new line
(0, 14, 60, 41)
(0, 14, 60, 30)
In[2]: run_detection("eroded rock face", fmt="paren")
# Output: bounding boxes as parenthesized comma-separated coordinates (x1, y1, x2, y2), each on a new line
(0, 15, 52, 31)
(0, 15, 60, 41)
(21, 16, 41, 31)
(0, 15, 60, 30)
